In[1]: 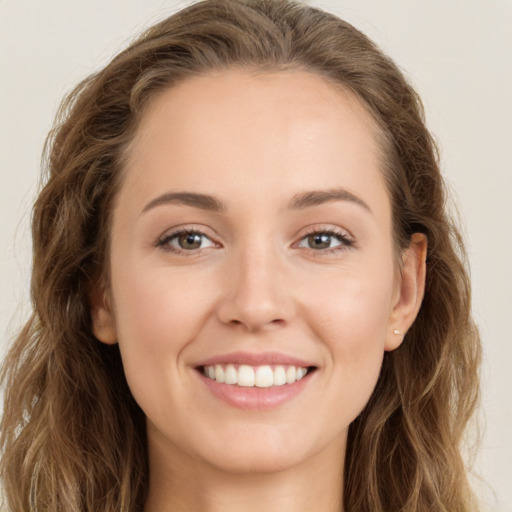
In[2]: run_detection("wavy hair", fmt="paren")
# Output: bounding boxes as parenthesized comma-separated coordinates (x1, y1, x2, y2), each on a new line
(1, 0, 481, 510)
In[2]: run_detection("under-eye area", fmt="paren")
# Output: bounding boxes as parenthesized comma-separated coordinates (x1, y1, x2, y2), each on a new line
(197, 364, 318, 388)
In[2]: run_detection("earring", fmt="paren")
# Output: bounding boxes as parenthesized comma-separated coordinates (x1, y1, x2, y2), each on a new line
(393, 329, 403, 335)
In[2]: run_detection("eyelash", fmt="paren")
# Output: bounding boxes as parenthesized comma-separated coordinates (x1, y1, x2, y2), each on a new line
(296, 227, 354, 255)
(155, 229, 217, 256)
(155, 227, 354, 256)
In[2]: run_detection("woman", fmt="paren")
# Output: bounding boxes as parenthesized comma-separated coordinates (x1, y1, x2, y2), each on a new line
(0, 0, 481, 510)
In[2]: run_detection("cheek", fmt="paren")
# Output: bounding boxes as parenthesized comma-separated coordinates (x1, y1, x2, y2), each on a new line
(109, 262, 216, 404)
(301, 266, 394, 417)
(112, 260, 215, 346)
(304, 261, 394, 346)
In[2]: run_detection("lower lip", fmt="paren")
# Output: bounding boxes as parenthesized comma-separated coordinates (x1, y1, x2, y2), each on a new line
(196, 370, 314, 411)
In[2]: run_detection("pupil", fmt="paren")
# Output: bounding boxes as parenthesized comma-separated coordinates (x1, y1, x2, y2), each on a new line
(309, 233, 331, 249)
(179, 233, 202, 249)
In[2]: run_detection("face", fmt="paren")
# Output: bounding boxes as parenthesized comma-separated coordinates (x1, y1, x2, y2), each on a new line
(92, 69, 424, 476)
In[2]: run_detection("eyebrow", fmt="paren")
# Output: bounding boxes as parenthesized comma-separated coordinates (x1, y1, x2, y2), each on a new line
(141, 192, 225, 214)
(141, 187, 371, 215)
(288, 188, 371, 213)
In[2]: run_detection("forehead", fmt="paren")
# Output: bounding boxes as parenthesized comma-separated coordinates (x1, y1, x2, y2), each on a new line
(129, 68, 381, 160)
(120, 68, 388, 219)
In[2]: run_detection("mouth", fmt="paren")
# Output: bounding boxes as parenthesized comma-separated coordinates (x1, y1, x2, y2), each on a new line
(193, 351, 318, 410)
(197, 363, 317, 388)
(194, 353, 318, 410)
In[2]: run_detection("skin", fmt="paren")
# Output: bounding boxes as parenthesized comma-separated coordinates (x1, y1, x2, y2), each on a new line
(91, 69, 426, 512)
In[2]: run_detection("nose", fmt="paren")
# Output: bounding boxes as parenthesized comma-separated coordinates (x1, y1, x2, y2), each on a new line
(216, 242, 294, 333)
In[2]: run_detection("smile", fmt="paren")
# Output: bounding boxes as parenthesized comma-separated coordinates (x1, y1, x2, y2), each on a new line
(201, 364, 312, 387)
(194, 351, 318, 410)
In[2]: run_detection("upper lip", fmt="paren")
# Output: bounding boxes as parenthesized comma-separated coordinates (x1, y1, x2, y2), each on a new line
(194, 351, 317, 368)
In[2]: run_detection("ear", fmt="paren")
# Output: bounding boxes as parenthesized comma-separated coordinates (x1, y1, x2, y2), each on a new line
(385, 233, 427, 351)
(89, 286, 118, 345)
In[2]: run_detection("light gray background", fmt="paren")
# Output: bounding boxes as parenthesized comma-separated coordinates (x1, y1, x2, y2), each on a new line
(1, 1, 511, 510)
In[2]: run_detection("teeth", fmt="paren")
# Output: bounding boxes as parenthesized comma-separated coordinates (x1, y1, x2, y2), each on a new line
(255, 365, 273, 388)
(238, 365, 255, 387)
(286, 366, 296, 384)
(225, 364, 237, 384)
(296, 367, 307, 380)
(202, 364, 311, 387)
(273, 366, 287, 386)
(214, 364, 225, 383)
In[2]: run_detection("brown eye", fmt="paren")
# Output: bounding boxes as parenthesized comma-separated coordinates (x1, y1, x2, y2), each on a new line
(158, 230, 216, 253)
(307, 233, 333, 250)
(177, 232, 203, 250)
(296, 230, 352, 253)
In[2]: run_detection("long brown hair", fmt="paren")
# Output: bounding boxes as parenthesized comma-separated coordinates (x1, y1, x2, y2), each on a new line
(1, 1, 481, 510)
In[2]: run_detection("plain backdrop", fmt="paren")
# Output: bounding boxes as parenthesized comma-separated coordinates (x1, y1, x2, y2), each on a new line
(1, 1, 511, 510)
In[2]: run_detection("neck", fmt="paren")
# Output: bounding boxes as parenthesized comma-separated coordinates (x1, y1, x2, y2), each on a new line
(144, 433, 345, 512)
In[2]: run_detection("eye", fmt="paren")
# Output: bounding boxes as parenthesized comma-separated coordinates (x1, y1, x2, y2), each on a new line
(157, 230, 216, 253)
(296, 229, 353, 252)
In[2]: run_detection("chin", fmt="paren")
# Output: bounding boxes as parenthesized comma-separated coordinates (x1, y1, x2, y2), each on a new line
(195, 427, 325, 475)
(206, 448, 307, 475)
